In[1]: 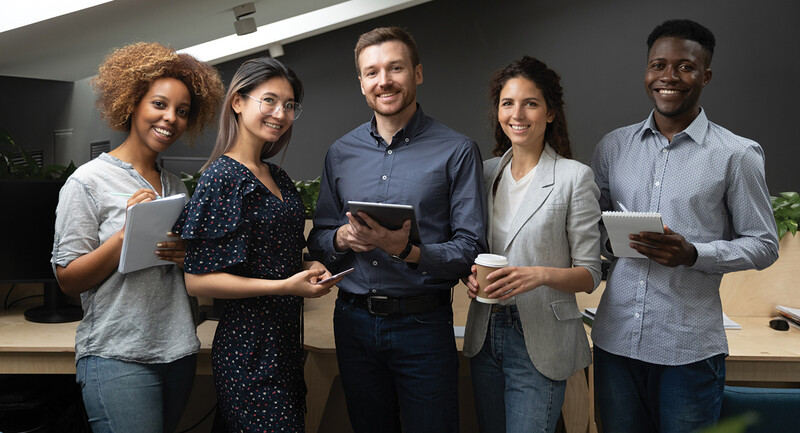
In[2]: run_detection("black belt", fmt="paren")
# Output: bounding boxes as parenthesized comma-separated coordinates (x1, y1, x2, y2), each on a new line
(338, 289, 452, 316)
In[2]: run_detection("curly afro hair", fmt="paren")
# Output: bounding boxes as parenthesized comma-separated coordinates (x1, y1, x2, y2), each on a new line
(92, 42, 224, 138)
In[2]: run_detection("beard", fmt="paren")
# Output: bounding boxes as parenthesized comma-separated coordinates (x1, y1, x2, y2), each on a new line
(366, 86, 417, 117)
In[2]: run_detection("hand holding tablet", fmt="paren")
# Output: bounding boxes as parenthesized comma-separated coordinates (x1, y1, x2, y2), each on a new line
(347, 201, 421, 243)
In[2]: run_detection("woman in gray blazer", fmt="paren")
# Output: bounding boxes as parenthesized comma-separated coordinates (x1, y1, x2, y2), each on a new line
(463, 56, 602, 433)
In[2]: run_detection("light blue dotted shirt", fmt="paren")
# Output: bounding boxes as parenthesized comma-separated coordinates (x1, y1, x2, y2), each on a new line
(590, 109, 779, 365)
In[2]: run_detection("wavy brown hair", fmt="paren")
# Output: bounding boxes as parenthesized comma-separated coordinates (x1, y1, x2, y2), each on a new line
(488, 56, 572, 158)
(92, 42, 224, 139)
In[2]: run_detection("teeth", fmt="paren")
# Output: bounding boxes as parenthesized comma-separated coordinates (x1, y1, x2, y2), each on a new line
(511, 125, 528, 130)
(153, 127, 172, 137)
(265, 122, 281, 130)
(379, 92, 398, 97)
(659, 89, 681, 94)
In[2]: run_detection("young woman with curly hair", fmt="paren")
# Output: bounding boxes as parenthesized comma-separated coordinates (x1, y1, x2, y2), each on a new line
(51, 42, 223, 433)
(462, 56, 602, 433)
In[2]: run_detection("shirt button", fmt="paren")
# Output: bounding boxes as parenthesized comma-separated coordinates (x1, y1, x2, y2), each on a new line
(661, 148, 667, 154)
(639, 280, 645, 286)
(381, 175, 387, 180)
(404, 138, 410, 143)
(387, 150, 393, 154)
(372, 261, 378, 266)
(371, 289, 377, 293)
(422, 271, 427, 275)
(635, 313, 640, 318)
(654, 181, 660, 187)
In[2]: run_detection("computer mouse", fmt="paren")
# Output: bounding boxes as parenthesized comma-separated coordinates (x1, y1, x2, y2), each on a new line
(769, 318, 789, 331)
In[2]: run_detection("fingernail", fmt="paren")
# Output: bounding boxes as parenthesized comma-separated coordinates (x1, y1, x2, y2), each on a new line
(157, 243, 164, 247)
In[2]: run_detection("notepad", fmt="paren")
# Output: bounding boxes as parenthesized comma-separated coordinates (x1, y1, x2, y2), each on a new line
(118, 193, 186, 274)
(723, 312, 742, 330)
(601, 211, 664, 258)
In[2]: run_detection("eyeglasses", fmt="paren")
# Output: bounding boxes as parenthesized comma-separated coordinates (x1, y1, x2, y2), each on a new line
(245, 94, 303, 120)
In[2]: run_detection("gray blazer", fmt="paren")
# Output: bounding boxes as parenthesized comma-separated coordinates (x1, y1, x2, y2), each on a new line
(463, 145, 602, 381)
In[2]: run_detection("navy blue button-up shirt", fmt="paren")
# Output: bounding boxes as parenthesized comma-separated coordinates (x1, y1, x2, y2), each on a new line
(308, 106, 488, 297)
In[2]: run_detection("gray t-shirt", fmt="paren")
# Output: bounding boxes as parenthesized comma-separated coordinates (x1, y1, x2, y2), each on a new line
(52, 153, 199, 363)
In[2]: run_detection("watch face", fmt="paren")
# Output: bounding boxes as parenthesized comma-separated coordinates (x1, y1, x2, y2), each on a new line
(389, 254, 404, 263)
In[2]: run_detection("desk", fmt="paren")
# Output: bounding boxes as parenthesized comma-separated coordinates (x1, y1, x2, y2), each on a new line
(3, 298, 798, 433)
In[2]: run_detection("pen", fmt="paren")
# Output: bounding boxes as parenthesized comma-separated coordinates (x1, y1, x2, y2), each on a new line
(617, 201, 630, 212)
(110, 192, 162, 199)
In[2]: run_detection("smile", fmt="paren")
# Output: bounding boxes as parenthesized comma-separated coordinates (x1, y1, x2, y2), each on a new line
(265, 122, 282, 130)
(153, 126, 173, 137)
(510, 125, 529, 131)
(657, 89, 683, 95)
(378, 91, 399, 98)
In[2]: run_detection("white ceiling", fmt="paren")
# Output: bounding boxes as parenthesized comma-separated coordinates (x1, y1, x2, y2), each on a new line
(0, 0, 429, 82)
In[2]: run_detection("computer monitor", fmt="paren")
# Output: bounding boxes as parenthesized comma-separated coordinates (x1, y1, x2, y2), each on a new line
(0, 179, 82, 323)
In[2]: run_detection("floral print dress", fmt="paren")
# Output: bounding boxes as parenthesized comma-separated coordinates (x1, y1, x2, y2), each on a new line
(174, 155, 307, 432)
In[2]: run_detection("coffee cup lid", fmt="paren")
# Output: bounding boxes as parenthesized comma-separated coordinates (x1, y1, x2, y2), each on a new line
(475, 253, 508, 267)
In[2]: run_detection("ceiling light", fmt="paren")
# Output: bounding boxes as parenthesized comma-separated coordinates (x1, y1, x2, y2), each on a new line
(0, 0, 114, 34)
(180, 0, 432, 65)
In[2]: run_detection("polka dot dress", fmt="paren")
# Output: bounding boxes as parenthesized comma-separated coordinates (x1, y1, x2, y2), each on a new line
(174, 155, 307, 432)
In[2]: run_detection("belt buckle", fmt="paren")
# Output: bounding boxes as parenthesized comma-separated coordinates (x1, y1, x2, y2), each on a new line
(366, 296, 389, 316)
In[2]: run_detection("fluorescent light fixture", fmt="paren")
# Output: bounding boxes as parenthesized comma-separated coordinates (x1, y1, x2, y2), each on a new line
(179, 0, 432, 65)
(0, 0, 114, 34)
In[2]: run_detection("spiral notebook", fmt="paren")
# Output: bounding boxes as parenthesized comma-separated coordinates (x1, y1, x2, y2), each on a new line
(601, 211, 664, 258)
(118, 193, 186, 274)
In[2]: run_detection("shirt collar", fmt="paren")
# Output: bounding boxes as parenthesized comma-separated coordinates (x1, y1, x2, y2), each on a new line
(368, 103, 426, 147)
(639, 107, 709, 146)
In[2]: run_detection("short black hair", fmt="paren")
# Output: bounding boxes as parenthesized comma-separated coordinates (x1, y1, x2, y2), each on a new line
(647, 19, 715, 65)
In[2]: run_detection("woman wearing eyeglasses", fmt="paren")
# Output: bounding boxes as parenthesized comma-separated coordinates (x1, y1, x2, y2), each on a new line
(173, 57, 339, 432)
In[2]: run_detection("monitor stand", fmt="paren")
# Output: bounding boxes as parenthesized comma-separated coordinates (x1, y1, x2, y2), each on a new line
(24, 281, 83, 323)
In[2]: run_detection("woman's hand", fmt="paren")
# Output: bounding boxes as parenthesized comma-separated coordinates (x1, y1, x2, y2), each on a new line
(117, 189, 160, 240)
(482, 266, 547, 301)
(303, 260, 331, 282)
(286, 266, 339, 298)
(463, 265, 479, 299)
(155, 232, 187, 269)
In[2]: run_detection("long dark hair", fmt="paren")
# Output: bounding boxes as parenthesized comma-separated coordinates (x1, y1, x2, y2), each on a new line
(202, 57, 304, 171)
(488, 56, 572, 158)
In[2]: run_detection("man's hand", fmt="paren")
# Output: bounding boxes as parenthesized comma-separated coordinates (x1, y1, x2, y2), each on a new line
(630, 225, 697, 267)
(345, 211, 411, 255)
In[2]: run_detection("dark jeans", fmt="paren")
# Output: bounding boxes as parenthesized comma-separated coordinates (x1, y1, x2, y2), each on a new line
(333, 296, 459, 433)
(594, 346, 726, 433)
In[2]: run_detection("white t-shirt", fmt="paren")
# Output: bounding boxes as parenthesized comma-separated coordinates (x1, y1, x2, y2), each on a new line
(490, 161, 537, 305)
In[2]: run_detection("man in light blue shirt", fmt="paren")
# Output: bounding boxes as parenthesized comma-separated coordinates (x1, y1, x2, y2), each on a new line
(308, 27, 486, 432)
(590, 19, 779, 432)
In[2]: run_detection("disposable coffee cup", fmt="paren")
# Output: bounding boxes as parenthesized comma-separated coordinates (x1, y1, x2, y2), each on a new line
(474, 253, 508, 304)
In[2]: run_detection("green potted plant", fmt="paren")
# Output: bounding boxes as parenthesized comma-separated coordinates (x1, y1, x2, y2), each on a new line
(294, 176, 321, 219)
(771, 191, 799, 240)
(1, 128, 75, 180)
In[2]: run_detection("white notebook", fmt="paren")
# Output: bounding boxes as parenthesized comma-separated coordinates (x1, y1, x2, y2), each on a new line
(118, 193, 186, 274)
(601, 211, 664, 258)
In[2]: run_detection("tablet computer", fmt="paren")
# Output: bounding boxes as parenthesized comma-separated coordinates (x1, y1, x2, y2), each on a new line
(347, 201, 421, 243)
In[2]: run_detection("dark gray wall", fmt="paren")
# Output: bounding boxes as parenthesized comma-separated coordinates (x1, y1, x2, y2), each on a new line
(3, 0, 798, 193)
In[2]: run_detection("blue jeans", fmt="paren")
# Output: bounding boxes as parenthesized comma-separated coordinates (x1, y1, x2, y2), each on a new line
(333, 296, 460, 433)
(470, 304, 566, 433)
(76, 354, 197, 433)
(593, 346, 726, 433)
